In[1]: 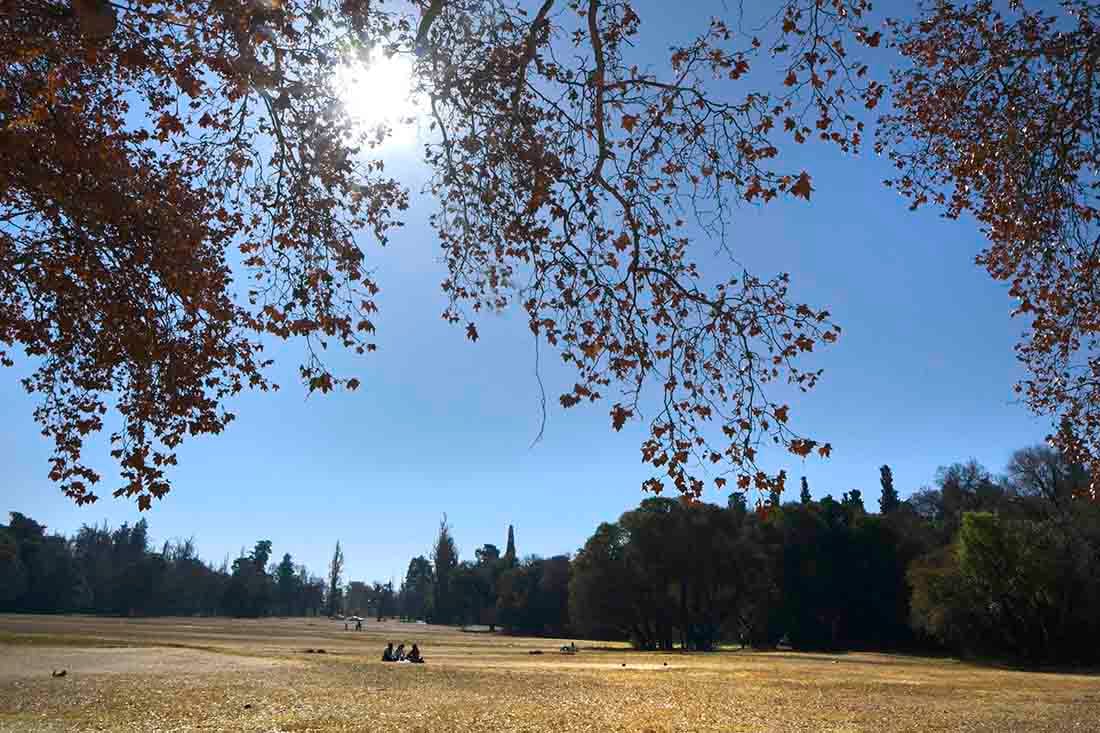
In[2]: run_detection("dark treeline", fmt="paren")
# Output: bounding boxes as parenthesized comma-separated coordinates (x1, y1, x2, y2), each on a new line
(5, 443, 1100, 667)
(0, 516, 327, 617)
(385, 519, 572, 638)
(569, 447, 1100, 666)
(377, 444, 1100, 666)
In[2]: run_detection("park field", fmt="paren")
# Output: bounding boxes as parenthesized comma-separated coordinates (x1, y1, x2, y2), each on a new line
(0, 615, 1096, 732)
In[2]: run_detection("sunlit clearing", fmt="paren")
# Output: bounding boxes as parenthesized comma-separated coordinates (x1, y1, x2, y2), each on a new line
(334, 49, 421, 149)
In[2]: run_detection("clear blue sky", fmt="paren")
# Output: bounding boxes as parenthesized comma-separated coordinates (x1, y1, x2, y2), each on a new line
(0, 1, 1047, 584)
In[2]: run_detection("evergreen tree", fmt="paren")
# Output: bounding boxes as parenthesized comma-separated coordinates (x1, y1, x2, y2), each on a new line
(432, 516, 458, 623)
(879, 464, 900, 514)
(400, 556, 434, 620)
(275, 553, 297, 615)
(504, 524, 517, 568)
(800, 476, 812, 505)
(842, 489, 865, 517)
(326, 541, 344, 617)
(250, 540, 272, 570)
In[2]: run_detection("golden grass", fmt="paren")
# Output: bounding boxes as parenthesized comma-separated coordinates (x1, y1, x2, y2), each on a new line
(0, 614, 1096, 732)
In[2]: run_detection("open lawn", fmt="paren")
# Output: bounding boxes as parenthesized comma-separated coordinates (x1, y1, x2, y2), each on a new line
(0, 615, 1096, 732)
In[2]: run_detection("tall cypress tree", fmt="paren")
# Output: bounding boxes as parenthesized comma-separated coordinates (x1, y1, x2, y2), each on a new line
(879, 464, 900, 514)
(800, 476, 812, 504)
(504, 524, 517, 568)
(326, 541, 343, 618)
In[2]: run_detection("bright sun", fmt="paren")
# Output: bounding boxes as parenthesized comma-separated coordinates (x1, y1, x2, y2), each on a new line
(333, 49, 421, 149)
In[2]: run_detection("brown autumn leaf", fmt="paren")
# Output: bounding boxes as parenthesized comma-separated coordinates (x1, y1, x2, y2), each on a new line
(611, 404, 633, 431)
(791, 172, 813, 200)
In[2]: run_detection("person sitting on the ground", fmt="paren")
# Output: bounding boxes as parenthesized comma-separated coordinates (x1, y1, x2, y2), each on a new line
(394, 643, 406, 661)
(382, 642, 395, 662)
(407, 644, 424, 663)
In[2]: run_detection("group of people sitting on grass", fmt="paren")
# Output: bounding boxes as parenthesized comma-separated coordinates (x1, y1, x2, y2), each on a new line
(382, 642, 424, 663)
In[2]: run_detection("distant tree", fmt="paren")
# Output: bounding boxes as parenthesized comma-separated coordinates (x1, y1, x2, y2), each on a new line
(0, 527, 26, 606)
(937, 461, 1003, 526)
(451, 562, 488, 626)
(400, 555, 434, 621)
(570, 522, 636, 642)
(475, 544, 501, 566)
(474, 544, 503, 630)
(432, 516, 458, 624)
(343, 581, 369, 616)
(72, 522, 112, 612)
(109, 520, 162, 616)
(1006, 445, 1087, 510)
(571, 498, 764, 650)
(157, 537, 224, 616)
(909, 511, 1100, 666)
(371, 581, 395, 621)
(907, 487, 944, 523)
(5, 513, 76, 613)
(773, 500, 913, 651)
(879, 465, 899, 514)
(496, 554, 571, 637)
(275, 553, 298, 616)
(537, 555, 572, 637)
(300, 567, 327, 616)
(223, 542, 272, 618)
(774, 502, 844, 650)
(250, 540, 273, 571)
(842, 489, 865, 518)
(326, 541, 344, 617)
(800, 477, 812, 505)
(817, 494, 848, 529)
(504, 526, 517, 569)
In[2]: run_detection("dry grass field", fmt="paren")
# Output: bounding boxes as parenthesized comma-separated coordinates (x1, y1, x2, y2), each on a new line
(0, 614, 1097, 732)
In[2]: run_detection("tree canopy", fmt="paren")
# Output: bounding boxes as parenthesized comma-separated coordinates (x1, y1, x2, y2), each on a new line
(4, 1, 1100, 507)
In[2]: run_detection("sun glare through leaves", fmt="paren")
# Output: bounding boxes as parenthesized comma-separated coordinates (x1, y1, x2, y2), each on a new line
(333, 48, 422, 148)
